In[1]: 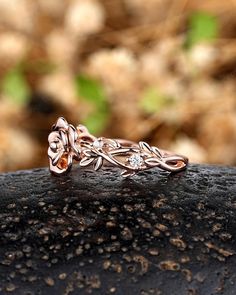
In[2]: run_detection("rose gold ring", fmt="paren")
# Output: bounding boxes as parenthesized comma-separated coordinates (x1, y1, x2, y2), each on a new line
(48, 117, 188, 177)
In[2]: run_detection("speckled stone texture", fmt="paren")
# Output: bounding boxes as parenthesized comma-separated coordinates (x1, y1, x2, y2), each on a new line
(0, 164, 236, 295)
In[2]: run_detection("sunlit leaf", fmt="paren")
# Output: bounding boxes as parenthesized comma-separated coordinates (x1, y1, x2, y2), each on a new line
(75, 75, 109, 134)
(139, 87, 174, 114)
(83, 110, 109, 135)
(2, 68, 30, 105)
(76, 75, 106, 107)
(185, 11, 219, 49)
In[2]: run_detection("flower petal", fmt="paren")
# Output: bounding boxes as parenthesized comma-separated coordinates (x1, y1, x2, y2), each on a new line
(68, 125, 79, 153)
(49, 157, 69, 175)
(60, 129, 68, 147)
(48, 131, 61, 144)
(53, 117, 69, 131)
(51, 149, 64, 166)
(67, 152, 73, 167)
(48, 146, 60, 161)
(77, 124, 89, 133)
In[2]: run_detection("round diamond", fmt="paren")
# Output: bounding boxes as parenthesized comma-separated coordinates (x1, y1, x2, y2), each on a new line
(128, 154, 143, 169)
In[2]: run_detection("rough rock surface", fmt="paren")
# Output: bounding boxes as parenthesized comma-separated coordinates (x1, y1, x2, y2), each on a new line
(0, 164, 236, 294)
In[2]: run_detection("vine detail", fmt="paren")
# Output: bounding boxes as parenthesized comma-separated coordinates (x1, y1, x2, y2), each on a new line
(48, 117, 188, 177)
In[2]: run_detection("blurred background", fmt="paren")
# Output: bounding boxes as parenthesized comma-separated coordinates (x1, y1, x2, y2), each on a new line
(0, 0, 235, 172)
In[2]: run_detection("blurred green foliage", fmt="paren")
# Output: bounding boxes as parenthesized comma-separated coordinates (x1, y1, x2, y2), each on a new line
(2, 67, 30, 105)
(75, 75, 109, 134)
(185, 11, 219, 49)
(139, 87, 174, 114)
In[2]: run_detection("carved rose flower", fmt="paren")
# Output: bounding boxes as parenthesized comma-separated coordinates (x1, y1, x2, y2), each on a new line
(48, 117, 79, 175)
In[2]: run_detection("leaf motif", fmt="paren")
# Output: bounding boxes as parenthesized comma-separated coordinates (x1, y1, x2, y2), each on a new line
(144, 157, 160, 166)
(94, 156, 103, 171)
(83, 149, 97, 157)
(121, 170, 136, 178)
(80, 157, 95, 167)
(151, 147, 162, 158)
(139, 141, 151, 153)
(108, 139, 121, 148)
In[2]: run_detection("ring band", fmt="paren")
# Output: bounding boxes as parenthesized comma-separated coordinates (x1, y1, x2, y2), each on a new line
(48, 117, 188, 177)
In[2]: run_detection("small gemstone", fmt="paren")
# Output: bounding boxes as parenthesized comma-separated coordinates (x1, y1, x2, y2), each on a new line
(93, 139, 103, 149)
(128, 154, 144, 168)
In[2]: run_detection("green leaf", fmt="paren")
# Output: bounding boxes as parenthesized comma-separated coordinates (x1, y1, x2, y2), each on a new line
(185, 11, 219, 49)
(2, 68, 30, 105)
(75, 75, 109, 134)
(83, 110, 109, 135)
(76, 75, 106, 107)
(139, 87, 174, 114)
